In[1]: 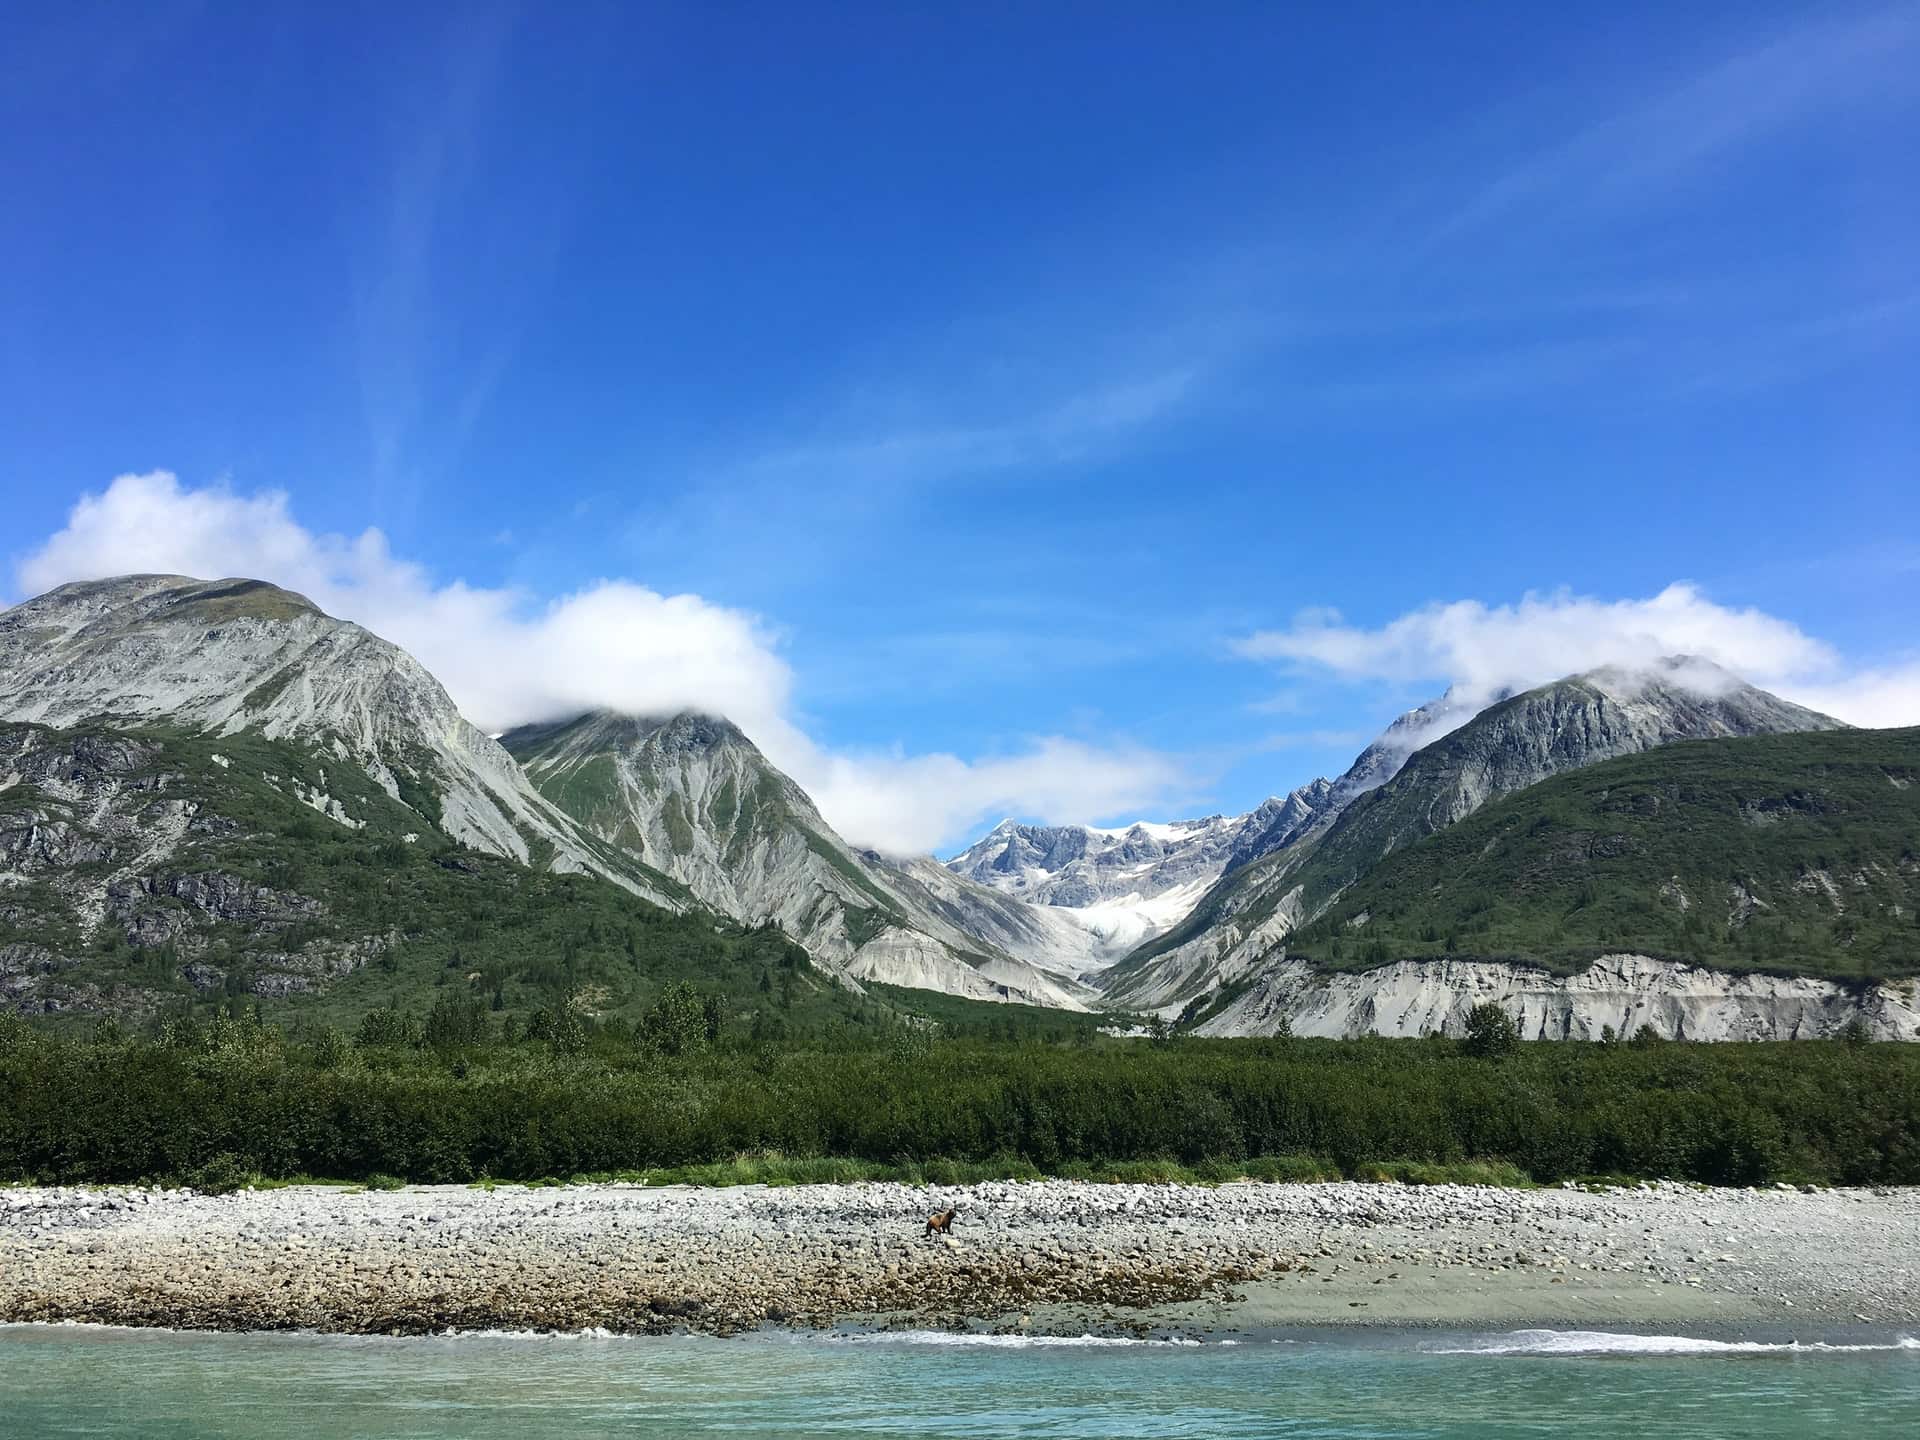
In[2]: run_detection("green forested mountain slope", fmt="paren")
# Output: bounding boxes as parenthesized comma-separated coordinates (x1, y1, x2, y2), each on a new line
(0, 720, 871, 1030)
(1284, 726, 1920, 982)
(1101, 665, 1845, 1007)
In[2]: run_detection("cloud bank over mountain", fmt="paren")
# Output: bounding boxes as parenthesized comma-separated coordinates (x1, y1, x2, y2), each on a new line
(13, 471, 1190, 854)
(15, 472, 1915, 853)
(1238, 585, 1917, 729)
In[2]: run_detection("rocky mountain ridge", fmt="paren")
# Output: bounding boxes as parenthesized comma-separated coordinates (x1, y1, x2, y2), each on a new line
(0, 713, 867, 1024)
(502, 709, 1093, 1007)
(1, 575, 1900, 1039)
(1100, 659, 1846, 1015)
(941, 689, 1504, 959)
(942, 810, 1271, 957)
(0, 575, 676, 905)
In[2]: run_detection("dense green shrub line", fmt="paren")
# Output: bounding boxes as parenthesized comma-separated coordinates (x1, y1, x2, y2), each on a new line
(3, 1012, 1914, 1189)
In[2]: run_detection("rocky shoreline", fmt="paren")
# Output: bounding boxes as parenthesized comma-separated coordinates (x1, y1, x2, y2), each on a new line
(3, 1180, 1916, 1338)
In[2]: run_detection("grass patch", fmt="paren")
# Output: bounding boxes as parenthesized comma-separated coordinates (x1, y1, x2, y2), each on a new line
(1346, 1158, 1534, 1188)
(471, 1152, 1520, 1190)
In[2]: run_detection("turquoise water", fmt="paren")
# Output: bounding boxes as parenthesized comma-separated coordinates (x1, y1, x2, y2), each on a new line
(2, 1325, 1916, 1438)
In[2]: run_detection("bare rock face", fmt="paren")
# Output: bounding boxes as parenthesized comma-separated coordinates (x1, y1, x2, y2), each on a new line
(1194, 954, 1919, 1043)
(123, 871, 323, 928)
(0, 576, 674, 905)
(503, 710, 1092, 1007)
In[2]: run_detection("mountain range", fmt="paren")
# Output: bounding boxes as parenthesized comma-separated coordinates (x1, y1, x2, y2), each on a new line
(2, 573, 1913, 1039)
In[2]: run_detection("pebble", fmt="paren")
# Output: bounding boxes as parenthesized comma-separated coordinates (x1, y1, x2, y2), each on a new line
(1, 1180, 1913, 1337)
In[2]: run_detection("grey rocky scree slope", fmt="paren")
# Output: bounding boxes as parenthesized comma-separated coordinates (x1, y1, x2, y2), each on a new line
(501, 710, 1097, 1006)
(0, 575, 675, 903)
(1100, 659, 1865, 1035)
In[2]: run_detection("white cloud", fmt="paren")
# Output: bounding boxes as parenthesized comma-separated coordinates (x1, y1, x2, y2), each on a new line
(1236, 583, 1917, 729)
(795, 738, 1191, 864)
(1786, 662, 1920, 731)
(12, 471, 1190, 854)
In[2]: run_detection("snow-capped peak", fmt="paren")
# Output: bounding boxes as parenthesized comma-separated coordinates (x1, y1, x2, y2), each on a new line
(943, 808, 1278, 950)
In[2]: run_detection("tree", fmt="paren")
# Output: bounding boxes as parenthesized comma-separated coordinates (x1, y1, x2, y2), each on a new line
(640, 982, 712, 1057)
(307, 1026, 351, 1069)
(526, 1003, 588, 1055)
(1462, 1002, 1519, 1059)
(356, 1007, 422, 1049)
(424, 989, 489, 1050)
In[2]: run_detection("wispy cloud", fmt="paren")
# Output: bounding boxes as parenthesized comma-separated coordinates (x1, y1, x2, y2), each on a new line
(1298, 335, 1646, 416)
(1262, 6, 1920, 413)
(614, 360, 1209, 595)
(730, 367, 1200, 487)
(352, 8, 514, 520)
(1428, 7, 1920, 247)
(604, 7, 1918, 556)
(350, 3, 599, 526)
(1672, 289, 1920, 394)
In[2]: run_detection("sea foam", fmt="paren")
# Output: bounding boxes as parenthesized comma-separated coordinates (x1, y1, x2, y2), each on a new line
(836, 1330, 1210, 1348)
(1426, 1328, 1920, 1357)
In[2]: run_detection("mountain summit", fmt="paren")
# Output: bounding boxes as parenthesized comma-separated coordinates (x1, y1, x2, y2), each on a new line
(502, 709, 1092, 1006)
(0, 575, 671, 899)
(943, 810, 1278, 956)
(1101, 658, 1844, 1013)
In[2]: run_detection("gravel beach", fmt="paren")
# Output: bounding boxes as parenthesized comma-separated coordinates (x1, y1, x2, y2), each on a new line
(3, 1180, 1916, 1338)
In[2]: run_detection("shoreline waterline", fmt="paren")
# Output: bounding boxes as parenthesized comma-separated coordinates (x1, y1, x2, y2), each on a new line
(6, 1315, 1918, 1345)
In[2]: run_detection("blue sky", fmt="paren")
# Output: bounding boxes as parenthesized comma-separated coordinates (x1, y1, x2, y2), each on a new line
(4, 2, 1918, 851)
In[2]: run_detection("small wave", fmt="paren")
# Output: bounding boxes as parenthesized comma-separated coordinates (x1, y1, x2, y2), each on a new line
(0, 1321, 186, 1336)
(836, 1330, 1206, 1349)
(1427, 1329, 1920, 1357)
(433, 1326, 623, 1340)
